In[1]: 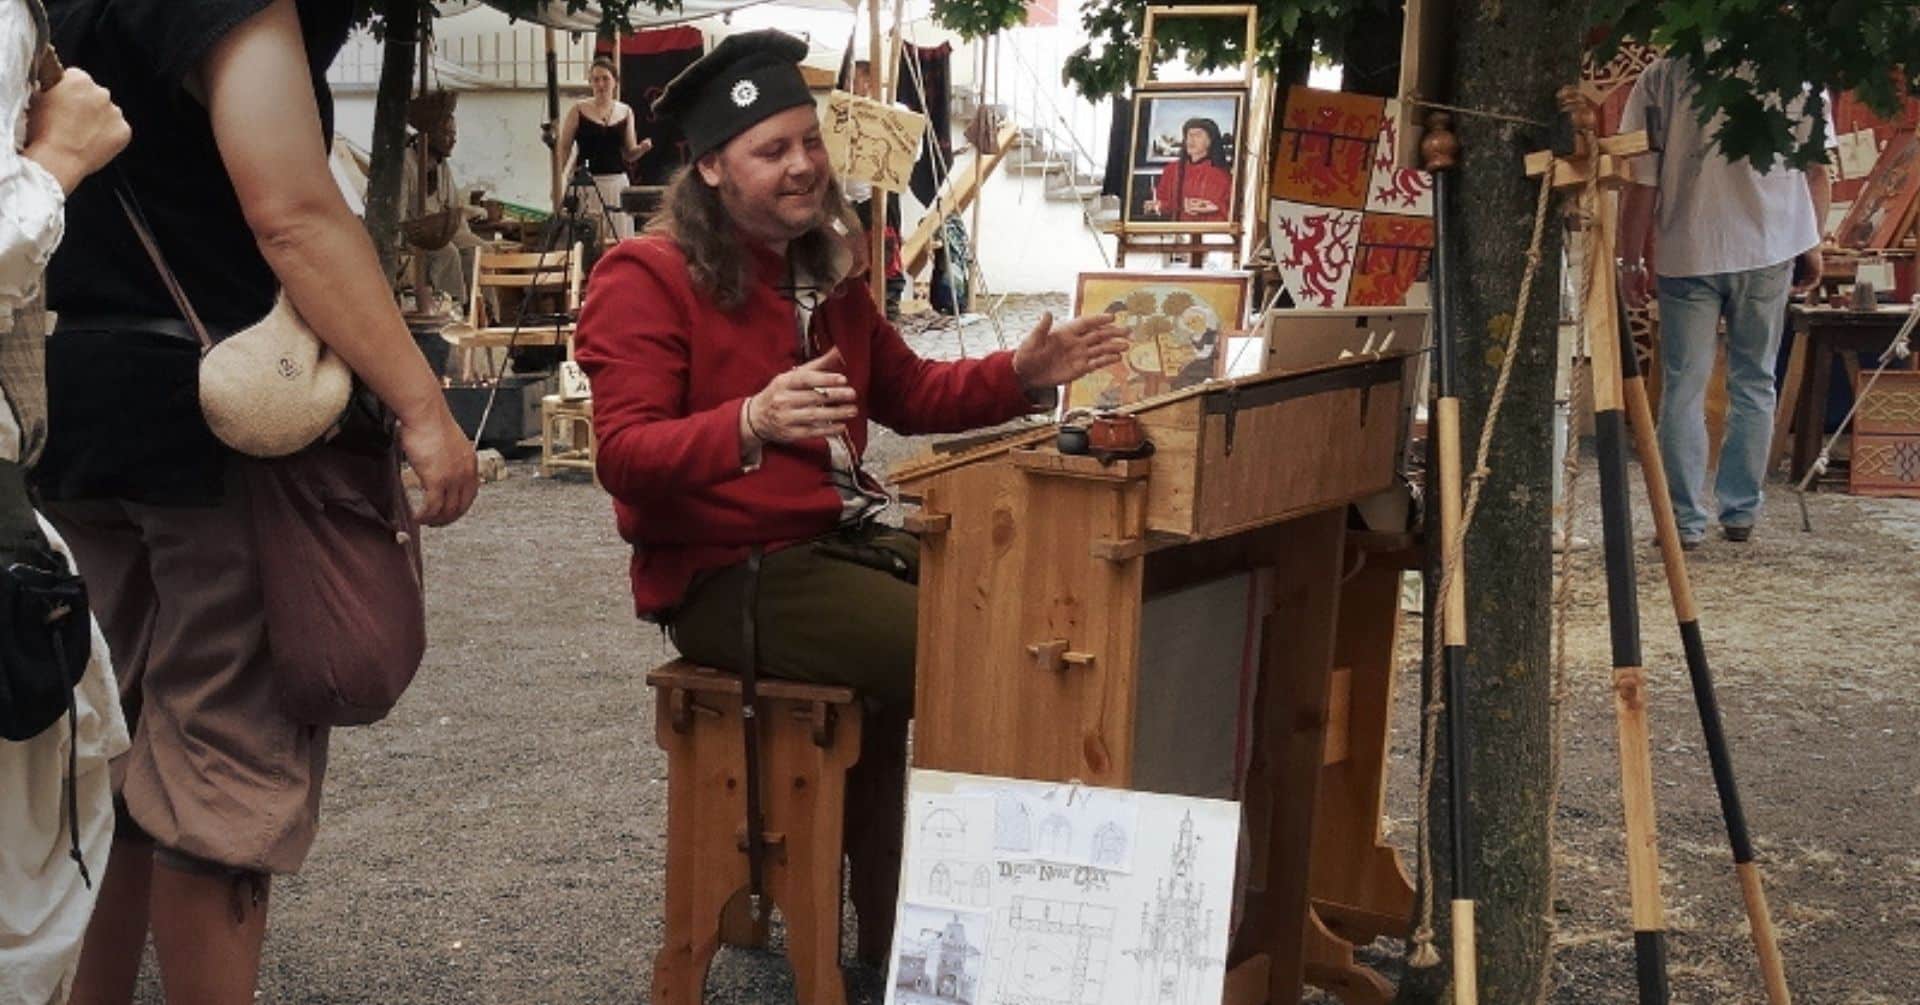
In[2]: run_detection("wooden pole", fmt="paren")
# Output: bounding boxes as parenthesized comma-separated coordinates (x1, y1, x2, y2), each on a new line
(1420, 112, 1478, 1005)
(1613, 239, 1795, 1005)
(545, 27, 560, 199)
(867, 0, 887, 308)
(1569, 96, 1673, 1004)
(969, 38, 987, 301)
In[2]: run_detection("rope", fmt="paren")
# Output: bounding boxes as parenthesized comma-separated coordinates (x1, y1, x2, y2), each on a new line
(1404, 95, 1550, 130)
(1537, 169, 1602, 1002)
(1408, 161, 1559, 969)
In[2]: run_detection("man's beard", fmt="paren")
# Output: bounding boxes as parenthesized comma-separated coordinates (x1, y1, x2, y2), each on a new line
(722, 173, 824, 242)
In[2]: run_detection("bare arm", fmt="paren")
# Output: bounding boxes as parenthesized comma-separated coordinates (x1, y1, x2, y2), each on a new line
(1806, 162, 1832, 241)
(200, 0, 476, 524)
(1616, 181, 1657, 308)
(621, 106, 651, 163)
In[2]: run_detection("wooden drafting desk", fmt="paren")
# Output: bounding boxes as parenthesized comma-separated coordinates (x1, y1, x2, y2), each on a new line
(891, 349, 1418, 1003)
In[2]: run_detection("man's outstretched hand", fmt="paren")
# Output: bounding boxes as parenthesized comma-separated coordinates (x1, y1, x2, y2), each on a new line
(1010, 312, 1130, 392)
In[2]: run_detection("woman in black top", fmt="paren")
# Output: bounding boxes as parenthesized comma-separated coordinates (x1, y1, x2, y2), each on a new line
(552, 56, 651, 240)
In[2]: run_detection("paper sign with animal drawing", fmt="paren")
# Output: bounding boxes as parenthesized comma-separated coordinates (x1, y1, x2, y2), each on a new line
(825, 90, 927, 193)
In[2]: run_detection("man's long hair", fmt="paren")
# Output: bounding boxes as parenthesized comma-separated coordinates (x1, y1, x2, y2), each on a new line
(649, 165, 855, 312)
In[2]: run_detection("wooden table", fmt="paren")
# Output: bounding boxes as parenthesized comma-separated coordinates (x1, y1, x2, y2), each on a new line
(1775, 306, 1915, 481)
(893, 352, 1418, 1004)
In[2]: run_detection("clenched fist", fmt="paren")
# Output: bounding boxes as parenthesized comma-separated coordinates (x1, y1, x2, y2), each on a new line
(26, 67, 131, 193)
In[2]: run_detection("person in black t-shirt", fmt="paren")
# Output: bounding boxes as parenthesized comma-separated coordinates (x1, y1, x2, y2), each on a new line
(41, 3, 479, 1002)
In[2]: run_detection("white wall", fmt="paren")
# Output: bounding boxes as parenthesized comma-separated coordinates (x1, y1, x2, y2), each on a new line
(329, 0, 1133, 292)
(336, 91, 561, 211)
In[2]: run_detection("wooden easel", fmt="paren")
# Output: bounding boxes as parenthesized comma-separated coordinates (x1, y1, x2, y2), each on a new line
(1113, 5, 1262, 270)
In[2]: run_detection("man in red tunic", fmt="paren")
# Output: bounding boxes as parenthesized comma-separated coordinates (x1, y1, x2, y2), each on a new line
(573, 31, 1126, 709)
(1146, 117, 1233, 223)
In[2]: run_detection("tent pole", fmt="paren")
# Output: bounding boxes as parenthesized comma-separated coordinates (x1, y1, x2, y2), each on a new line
(868, 0, 887, 307)
(545, 27, 560, 199)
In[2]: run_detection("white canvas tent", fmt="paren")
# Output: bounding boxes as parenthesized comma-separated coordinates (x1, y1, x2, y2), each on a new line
(439, 0, 854, 31)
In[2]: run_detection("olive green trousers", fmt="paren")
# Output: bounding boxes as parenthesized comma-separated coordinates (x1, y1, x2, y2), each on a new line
(664, 524, 920, 712)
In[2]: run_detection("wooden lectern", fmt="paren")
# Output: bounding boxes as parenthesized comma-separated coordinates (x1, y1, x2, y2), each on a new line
(892, 349, 1420, 1003)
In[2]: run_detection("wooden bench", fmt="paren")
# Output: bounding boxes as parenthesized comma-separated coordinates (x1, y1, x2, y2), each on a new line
(647, 660, 905, 1005)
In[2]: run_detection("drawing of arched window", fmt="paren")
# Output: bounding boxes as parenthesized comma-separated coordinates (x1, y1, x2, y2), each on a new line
(995, 795, 1032, 853)
(927, 862, 952, 899)
(1038, 813, 1073, 857)
(921, 808, 967, 854)
(1091, 821, 1127, 866)
(970, 865, 991, 907)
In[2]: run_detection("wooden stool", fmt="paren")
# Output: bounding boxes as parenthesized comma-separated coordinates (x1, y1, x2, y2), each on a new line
(539, 394, 596, 480)
(647, 660, 902, 1005)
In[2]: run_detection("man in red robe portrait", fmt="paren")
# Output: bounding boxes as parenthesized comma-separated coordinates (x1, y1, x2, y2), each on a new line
(1145, 116, 1232, 223)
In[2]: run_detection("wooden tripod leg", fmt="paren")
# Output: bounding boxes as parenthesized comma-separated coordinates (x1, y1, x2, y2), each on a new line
(1585, 192, 1672, 1005)
(1620, 360, 1793, 1005)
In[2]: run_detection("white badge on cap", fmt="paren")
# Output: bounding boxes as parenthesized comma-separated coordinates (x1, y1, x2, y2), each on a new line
(730, 80, 759, 107)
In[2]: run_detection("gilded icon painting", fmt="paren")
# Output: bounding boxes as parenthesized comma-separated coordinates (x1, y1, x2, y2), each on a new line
(1064, 271, 1250, 410)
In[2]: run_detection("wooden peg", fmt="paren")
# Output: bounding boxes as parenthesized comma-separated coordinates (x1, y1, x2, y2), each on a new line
(1028, 639, 1069, 672)
(1420, 111, 1459, 173)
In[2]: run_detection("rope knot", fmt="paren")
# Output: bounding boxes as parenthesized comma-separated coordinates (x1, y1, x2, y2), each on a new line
(1408, 925, 1442, 968)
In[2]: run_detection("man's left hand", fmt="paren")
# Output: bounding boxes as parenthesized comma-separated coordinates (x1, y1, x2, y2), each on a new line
(1011, 312, 1130, 391)
(1791, 248, 1824, 298)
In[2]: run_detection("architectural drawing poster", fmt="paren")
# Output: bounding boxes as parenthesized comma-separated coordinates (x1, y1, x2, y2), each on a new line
(887, 769, 1239, 1005)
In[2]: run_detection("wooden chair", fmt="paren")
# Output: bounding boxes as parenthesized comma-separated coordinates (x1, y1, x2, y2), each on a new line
(647, 660, 904, 1005)
(538, 385, 595, 480)
(443, 243, 583, 382)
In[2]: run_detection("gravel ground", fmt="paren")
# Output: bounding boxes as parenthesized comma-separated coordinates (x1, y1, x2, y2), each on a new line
(120, 295, 1916, 1003)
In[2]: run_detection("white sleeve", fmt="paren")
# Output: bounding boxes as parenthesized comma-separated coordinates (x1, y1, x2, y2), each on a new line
(0, 3, 65, 305)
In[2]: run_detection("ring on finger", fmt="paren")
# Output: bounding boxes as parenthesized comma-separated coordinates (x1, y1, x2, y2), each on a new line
(813, 386, 831, 400)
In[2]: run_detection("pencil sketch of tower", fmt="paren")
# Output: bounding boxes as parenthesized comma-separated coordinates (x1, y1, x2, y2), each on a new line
(1122, 812, 1221, 1005)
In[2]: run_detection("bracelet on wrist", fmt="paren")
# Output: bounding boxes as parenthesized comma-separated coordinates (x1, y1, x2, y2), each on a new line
(745, 397, 771, 442)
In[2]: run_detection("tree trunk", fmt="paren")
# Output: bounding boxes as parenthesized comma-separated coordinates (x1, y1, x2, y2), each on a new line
(365, 0, 421, 282)
(1398, 2, 1588, 1002)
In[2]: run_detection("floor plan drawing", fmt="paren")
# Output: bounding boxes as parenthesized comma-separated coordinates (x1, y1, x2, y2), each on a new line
(987, 897, 1116, 1005)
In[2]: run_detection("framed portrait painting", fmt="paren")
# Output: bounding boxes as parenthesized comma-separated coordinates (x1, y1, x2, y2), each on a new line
(1064, 269, 1251, 411)
(1123, 88, 1248, 233)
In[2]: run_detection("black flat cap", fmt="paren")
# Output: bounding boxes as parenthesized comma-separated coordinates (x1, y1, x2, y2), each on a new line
(651, 30, 815, 160)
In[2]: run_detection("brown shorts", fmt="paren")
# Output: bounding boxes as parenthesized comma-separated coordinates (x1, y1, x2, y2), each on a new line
(45, 470, 329, 875)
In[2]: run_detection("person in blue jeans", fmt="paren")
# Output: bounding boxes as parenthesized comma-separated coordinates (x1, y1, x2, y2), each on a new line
(1617, 56, 1833, 545)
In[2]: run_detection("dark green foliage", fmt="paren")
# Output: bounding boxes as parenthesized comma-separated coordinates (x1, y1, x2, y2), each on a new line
(1060, 0, 1380, 99)
(1595, 0, 1920, 171)
(932, 0, 1914, 172)
(931, 0, 1030, 41)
